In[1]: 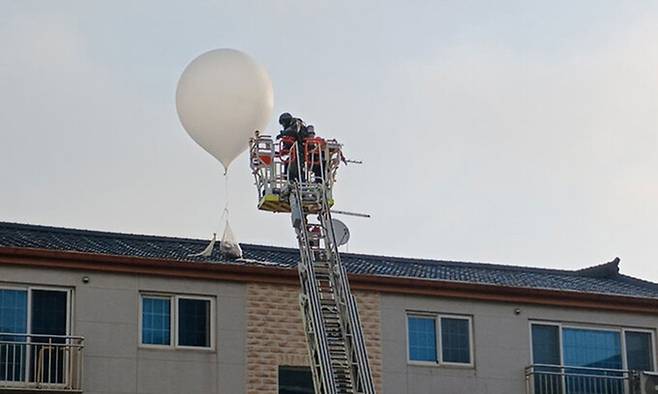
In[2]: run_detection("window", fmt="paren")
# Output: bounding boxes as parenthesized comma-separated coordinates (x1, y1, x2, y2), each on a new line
(530, 324, 562, 393)
(0, 287, 70, 383)
(141, 297, 171, 346)
(530, 323, 655, 394)
(278, 366, 314, 394)
(407, 313, 472, 366)
(408, 316, 437, 362)
(0, 289, 27, 335)
(626, 330, 654, 371)
(562, 328, 622, 370)
(0, 289, 28, 382)
(531, 324, 560, 365)
(177, 298, 211, 347)
(140, 294, 213, 349)
(530, 323, 656, 394)
(441, 317, 471, 364)
(531, 323, 656, 371)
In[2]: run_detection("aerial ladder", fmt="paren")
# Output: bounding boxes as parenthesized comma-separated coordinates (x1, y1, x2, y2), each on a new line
(249, 132, 376, 394)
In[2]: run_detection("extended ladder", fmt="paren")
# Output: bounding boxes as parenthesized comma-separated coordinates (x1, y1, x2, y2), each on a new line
(291, 184, 375, 394)
(249, 134, 376, 394)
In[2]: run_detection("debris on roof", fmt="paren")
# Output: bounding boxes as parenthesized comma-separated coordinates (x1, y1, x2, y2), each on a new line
(219, 221, 242, 259)
(188, 233, 217, 257)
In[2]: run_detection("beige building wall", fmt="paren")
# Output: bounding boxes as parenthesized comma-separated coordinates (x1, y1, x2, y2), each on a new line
(381, 293, 658, 394)
(246, 283, 383, 393)
(2, 262, 658, 394)
(0, 265, 247, 394)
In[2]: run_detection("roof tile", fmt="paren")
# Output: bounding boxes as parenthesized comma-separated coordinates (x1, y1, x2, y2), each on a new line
(1, 221, 657, 299)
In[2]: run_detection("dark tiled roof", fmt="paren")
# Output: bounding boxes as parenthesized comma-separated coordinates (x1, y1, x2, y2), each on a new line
(1, 221, 657, 299)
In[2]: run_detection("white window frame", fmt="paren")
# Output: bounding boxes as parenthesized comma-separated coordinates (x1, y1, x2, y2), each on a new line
(438, 314, 474, 367)
(406, 313, 439, 365)
(139, 293, 215, 351)
(0, 285, 73, 337)
(622, 327, 657, 372)
(406, 311, 474, 368)
(138, 294, 175, 349)
(528, 321, 564, 368)
(529, 321, 657, 372)
(174, 295, 215, 350)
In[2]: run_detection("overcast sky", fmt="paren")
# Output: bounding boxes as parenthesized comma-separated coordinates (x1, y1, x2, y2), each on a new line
(1, 1, 657, 280)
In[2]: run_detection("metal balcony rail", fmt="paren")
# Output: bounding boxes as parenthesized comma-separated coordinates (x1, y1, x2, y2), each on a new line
(0, 333, 84, 392)
(525, 364, 635, 394)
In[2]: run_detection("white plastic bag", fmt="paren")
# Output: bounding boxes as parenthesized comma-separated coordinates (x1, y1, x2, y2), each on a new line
(188, 233, 216, 257)
(220, 221, 242, 258)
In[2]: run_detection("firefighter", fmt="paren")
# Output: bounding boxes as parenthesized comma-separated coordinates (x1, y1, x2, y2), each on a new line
(276, 113, 306, 182)
(304, 125, 324, 182)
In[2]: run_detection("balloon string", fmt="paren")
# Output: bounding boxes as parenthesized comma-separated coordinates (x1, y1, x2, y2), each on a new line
(224, 172, 229, 215)
(220, 171, 230, 229)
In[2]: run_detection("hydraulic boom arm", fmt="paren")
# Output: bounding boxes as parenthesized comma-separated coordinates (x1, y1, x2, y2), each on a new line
(249, 134, 376, 394)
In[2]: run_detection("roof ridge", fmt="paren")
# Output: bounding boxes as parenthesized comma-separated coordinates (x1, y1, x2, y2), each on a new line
(576, 257, 620, 278)
(0, 221, 208, 245)
(335, 249, 579, 276)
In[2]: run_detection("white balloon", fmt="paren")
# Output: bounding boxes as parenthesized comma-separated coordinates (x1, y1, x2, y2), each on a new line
(176, 49, 273, 171)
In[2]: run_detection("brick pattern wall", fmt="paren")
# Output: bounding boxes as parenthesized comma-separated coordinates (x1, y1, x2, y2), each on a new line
(246, 283, 382, 393)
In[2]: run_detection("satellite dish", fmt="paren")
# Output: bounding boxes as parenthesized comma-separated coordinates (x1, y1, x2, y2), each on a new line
(176, 48, 273, 172)
(331, 219, 350, 247)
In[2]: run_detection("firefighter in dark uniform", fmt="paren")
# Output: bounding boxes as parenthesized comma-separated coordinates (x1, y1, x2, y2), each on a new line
(277, 112, 308, 182)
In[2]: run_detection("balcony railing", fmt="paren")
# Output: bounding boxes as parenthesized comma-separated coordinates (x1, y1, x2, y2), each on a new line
(0, 333, 84, 392)
(525, 364, 642, 394)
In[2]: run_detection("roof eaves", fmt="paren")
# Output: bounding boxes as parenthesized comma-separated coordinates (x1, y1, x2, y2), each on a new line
(4, 245, 658, 313)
